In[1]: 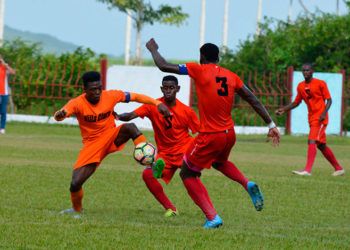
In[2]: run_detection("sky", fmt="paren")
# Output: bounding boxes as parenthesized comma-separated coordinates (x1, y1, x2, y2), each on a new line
(4, 0, 349, 60)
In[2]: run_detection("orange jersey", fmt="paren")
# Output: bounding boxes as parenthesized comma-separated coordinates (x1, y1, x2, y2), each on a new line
(134, 97, 200, 154)
(185, 63, 243, 132)
(63, 90, 127, 143)
(293, 78, 331, 125)
(0, 65, 8, 95)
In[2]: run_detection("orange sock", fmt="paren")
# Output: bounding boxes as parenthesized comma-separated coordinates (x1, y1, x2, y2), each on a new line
(133, 134, 147, 146)
(70, 188, 84, 212)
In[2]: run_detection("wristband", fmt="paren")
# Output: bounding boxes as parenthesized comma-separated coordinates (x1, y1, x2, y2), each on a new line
(268, 121, 276, 129)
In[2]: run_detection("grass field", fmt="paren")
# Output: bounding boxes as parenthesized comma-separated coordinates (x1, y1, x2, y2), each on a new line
(0, 122, 349, 249)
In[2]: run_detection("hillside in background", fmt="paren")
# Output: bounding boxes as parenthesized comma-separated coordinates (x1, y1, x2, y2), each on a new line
(4, 25, 85, 54)
(4, 25, 79, 54)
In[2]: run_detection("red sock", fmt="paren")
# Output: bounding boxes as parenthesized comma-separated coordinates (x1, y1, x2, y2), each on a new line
(182, 177, 217, 220)
(70, 188, 84, 212)
(216, 161, 249, 190)
(197, 180, 214, 208)
(320, 146, 343, 171)
(304, 144, 317, 173)
(142, 168, 176, 211)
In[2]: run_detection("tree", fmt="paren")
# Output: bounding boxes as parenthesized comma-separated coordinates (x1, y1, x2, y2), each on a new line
(97, 0, 188, 64)
(220, 11, 350, 73)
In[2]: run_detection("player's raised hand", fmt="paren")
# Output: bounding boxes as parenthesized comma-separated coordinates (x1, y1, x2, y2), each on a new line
(267, 127, 280, 146)
(275, 108, 285, 116)
(54, 109, 67, 121)
(146, 38, 159, 52)
(157, 103, 171, 117)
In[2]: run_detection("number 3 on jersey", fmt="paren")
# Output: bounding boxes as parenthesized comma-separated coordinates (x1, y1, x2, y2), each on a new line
(216, 77, 228, 96)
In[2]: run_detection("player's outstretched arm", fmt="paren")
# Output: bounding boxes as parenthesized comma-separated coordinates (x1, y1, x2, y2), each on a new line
(237, 85, 280, 146)
(146, 38, 180, 74)
(275, 102, 299, 116)
(237, 85, 274, 124)
(54, 109, 67, 121)
(130, 92, 171, 117)
(117, 112, 139, 122)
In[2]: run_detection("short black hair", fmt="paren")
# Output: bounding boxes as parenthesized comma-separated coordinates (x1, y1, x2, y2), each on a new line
(82, 71, 101, 88)
(302, 62, 314, 69)
(162, 75, 178, 85)
(200, 43, 219, 62)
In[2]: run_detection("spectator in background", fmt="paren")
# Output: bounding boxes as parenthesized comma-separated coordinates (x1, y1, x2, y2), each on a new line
(0, 56, 16, 134)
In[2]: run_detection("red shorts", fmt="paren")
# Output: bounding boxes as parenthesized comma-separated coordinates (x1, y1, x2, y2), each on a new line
(308, 124, 327, 144)
(157, 147, 190, 184)
(184, 129, 236, 172)
(74, 126, 125, 169)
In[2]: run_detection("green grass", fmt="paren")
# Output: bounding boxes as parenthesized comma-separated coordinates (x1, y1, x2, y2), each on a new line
(0, 122, 349, 249)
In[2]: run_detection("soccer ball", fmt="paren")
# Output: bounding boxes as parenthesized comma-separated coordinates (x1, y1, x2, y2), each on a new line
(133, 142, 157, 166)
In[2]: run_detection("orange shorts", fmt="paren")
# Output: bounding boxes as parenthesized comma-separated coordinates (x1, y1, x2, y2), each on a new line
(74, 126, 125, 169)
(157, 151, 184, 184)
(308, 124, 327, 144)
(184, 129, 236, 172)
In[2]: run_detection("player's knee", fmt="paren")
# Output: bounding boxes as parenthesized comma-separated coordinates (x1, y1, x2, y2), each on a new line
(179, 164, 201, 180)
(70, 181, 82, 192)
(317, 143, 326, 151)
(308, 140, 316, 145)
(212, 162, 223, 170)
(123, 123, 141, 139)
(142, 168, 153, 181)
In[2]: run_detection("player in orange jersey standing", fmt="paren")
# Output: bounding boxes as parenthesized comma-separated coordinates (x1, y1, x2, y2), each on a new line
(146, 38, 280, 228)
(0, 56, 16, 134)
(117, 75, 200, 217)
(54, 71, 170, 218)
(276, 63, 345, 177)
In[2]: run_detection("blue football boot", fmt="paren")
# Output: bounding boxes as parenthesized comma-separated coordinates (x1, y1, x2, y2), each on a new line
(203, 214, 223, 229)
(247, 181, 264, 211)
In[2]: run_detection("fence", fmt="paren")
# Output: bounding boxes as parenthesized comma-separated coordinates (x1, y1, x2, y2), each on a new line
(7, 60, 350, 132)
(8, 59, 106, 116)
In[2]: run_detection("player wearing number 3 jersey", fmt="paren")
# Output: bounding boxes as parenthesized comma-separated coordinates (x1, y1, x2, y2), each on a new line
(146, 38, 280, 228)
(117, 75, 200, 217)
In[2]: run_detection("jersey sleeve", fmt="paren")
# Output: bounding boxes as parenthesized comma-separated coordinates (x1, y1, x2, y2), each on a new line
(320, 80, 331, 99)
(293, 85, 303, 104)
(109, 90, 129, 103)
(187, 109, 200, 134)
(62, 99, 78, 117)
(234, 74, 244, 90)
(134, 104, 151, 119)
(184, 62, 203, 80)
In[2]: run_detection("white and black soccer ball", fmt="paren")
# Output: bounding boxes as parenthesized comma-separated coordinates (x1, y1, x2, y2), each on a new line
(133, 142, 157, 166)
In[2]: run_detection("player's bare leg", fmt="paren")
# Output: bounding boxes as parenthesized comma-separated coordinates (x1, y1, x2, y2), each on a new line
(115, 123, 164, 178)
(317, 143, 345, 176)
(60, 163, 97, 218)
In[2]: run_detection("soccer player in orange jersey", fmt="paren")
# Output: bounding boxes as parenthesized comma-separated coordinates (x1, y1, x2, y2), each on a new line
(276, 63, 345, 177)
(146, 38, 280, 228)
(117, 75, 200, 217)
(54, 71, 170, 218)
